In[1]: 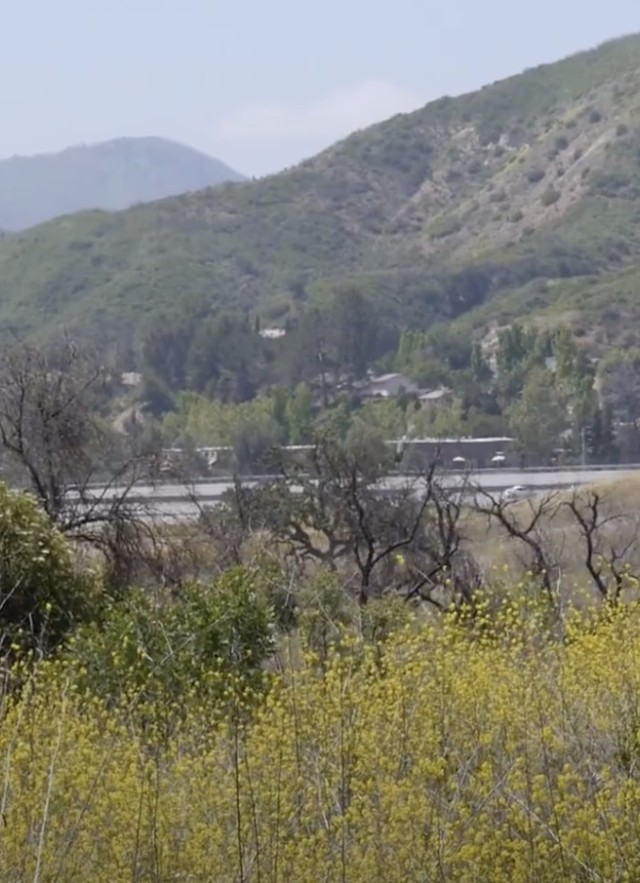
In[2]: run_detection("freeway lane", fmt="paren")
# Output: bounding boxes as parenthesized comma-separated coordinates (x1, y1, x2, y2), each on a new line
(75, 466, 640, 522)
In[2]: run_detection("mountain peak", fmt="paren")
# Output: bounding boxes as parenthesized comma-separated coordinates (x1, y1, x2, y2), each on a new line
(0, 137, 245, 230)
(1, 34, 640, 355)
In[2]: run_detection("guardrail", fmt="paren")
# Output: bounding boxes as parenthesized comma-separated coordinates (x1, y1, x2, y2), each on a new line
(489, 463, 640, 474)
(75, 462, 640, 492)
(197, 463, 640, 482)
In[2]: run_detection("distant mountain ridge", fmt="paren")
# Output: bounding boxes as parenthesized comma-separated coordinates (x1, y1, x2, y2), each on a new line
(0, 137, 245, 230)
(1, 36, 640, 354)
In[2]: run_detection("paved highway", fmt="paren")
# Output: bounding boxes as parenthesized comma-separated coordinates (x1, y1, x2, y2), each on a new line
(77, 466, 640, 522)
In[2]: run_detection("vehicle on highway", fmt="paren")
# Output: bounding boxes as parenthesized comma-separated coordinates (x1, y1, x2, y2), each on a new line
(502, 485, 530, 502)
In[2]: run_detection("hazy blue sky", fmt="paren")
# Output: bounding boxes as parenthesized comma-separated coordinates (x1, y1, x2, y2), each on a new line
(1, 0, 639, 175)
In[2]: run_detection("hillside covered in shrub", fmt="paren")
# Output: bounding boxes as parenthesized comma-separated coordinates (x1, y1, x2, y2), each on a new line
(2, 35, 640, 357)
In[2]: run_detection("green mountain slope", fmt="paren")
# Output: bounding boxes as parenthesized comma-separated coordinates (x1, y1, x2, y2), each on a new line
(0, 137, 245, 230)
(2, 34, 640, 352)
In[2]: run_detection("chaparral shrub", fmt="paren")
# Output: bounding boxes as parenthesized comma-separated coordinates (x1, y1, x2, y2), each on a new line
(59, 566, 276, 733)
(0, 483, 100, 657)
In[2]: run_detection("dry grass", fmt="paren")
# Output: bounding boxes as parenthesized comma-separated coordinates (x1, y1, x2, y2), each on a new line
(463, 476, 640, 601)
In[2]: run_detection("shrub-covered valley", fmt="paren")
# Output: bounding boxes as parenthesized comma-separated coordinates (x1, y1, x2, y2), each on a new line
(3, 33, 640, 882)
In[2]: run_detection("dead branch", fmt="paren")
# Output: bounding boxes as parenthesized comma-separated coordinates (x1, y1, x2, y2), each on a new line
(563, 488, 640, 604)
(472, 487, 564, 598)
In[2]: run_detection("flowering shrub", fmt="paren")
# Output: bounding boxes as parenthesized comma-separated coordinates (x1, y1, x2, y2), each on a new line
(0, 483, 99, 656)
(59, 567, 275, 732)
(3, 597, 640, 880)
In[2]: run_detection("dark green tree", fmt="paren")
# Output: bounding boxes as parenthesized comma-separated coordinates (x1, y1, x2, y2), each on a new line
(471, 341, 492, 384)
(331, 288, 378, 379)
(142, 313, 196, 392)
(286, 382, 314, 444)
(185, 312, 261, 401)
(509, 368, 566, 463)
(232, 411, 283, 473)
(496, 323, 537, 375)
(587, 403, 617, 463)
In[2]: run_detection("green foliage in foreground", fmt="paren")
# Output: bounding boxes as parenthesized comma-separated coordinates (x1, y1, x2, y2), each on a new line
(0, 484, 100, 655)
(62, 569, 275, 728)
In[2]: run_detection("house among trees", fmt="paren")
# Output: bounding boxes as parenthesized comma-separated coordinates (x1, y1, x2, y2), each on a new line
(418, 387, 453, 408)
(360, 373, 419, 398)
(120, 371, 142, 387)
(359, 373, 452, 409)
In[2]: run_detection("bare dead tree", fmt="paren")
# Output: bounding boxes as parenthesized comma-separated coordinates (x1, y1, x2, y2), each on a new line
(399, 482, 482, 609)
(190, 473, 273, 574)
(472, 488, 564, 599)
(202, 441, 368, 573)
(347, 475, 436, 605)
(563, 488, 640, 604)
(215, 433, 474, 607)
(0, 340, 162, 590)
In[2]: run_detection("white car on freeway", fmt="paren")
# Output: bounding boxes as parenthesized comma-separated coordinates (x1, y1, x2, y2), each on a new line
(502, 485, 530, 502)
